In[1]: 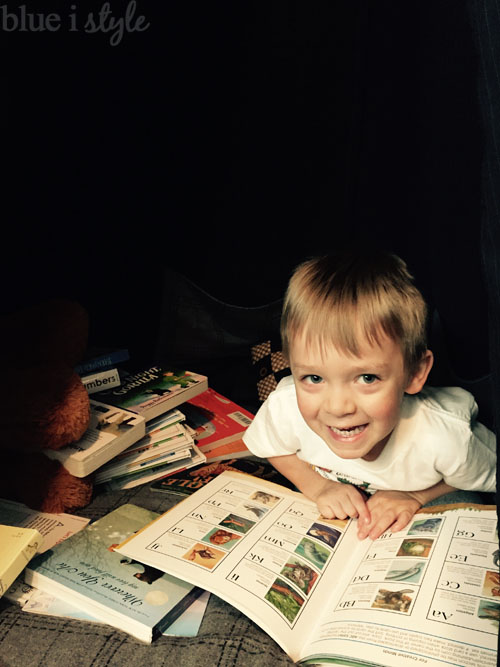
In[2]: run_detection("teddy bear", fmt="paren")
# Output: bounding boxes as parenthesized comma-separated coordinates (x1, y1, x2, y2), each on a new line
(0, 298, 94, 514)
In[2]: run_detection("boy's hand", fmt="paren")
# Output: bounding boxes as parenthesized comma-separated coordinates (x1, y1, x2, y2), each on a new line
(314, 479, 371, 526)
(358, 490, 422, 540)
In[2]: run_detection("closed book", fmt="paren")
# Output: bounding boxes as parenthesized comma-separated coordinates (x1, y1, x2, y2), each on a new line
(80, 367, 121, 394)
(95, 367, 208, 422)
(182, 388, 254, 460)
(0, 525, 43, 597)
(75, 348, 130, 375)
(150, 457, 296, 497)
(43, 400, 146, 477)
(24, 504, 202, 643)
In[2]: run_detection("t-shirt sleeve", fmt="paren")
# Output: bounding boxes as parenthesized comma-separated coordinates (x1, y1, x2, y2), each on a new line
(440, 420, 497, 493)
(242, 383, 301, 459)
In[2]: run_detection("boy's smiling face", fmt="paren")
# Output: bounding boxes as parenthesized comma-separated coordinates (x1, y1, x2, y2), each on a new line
(290, 331, 430, 462)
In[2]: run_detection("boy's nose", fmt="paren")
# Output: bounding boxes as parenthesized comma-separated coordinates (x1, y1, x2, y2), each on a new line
(321, 387, 356, 417)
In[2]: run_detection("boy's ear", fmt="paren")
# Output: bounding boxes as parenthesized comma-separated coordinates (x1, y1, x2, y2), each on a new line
(405, 350, 434, 395)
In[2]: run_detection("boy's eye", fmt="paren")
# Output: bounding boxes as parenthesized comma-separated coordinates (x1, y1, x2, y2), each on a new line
(304, 374, 323, 385)
(358, 374, 378, 385)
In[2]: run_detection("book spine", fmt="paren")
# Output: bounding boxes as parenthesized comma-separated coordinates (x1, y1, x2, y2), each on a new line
(81, 368, 121, 394)
(75, 349, 130, 374)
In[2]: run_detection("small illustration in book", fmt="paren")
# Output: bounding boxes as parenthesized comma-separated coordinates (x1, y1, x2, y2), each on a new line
(280, 557, 319, 596)
(407, 517, 442, 536)
(265, 577, 305, 623)
(93, 404, 137, 434)
(249, 491, 281, 507)
(306, 523, 341, 549)
(295, 537, 330, 570)
(318, 516, 349, 531)
(482, 570, 500, 598)
(477, 599, 500, 624)
(239, 503, 269, 520)
(219, 514, 255, 534)
(372, 587, 413, 613)
(183, 543, 225, 569)
(118, 557, 165, 587)
(396, 538, 434, 558)
(202, 528, 241, 550)
(385, 559, 425, 584)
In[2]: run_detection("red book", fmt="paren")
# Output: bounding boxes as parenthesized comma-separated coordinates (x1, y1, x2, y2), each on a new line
(182, 388, 254, 462)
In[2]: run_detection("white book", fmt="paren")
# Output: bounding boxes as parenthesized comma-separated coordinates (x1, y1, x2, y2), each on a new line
(43, 400, 145, 477)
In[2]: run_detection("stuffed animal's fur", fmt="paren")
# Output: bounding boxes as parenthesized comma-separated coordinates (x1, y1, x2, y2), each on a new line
(0, 299, 93, 513)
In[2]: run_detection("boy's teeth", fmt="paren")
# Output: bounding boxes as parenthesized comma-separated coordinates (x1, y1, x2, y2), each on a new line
(331, 425, 365, 436)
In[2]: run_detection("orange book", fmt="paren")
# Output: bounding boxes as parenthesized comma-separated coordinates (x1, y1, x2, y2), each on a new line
(182, 389, 254, 462)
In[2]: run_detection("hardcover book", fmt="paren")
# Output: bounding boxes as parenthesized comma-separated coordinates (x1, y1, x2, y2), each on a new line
(117, 471, 499, 666)
(150, 457, 295, 497)
(94, 367, 208, 422)
(182, 388, 253, 461)
(25, 504, 202, 643)
(0, 525, 43, 597)
(43, 400, 146, 477)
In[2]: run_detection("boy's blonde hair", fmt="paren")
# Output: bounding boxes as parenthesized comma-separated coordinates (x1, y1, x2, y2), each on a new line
(281, 251, 428, 378)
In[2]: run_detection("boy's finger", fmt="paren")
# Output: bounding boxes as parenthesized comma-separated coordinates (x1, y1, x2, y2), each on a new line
(390, 510, 413, 534)
(352, 494, 370, 530)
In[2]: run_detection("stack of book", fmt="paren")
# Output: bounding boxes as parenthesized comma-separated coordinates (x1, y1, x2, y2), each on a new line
(94, 408, 206, 490)
(43, 364, 210, 487)
(44, 354, 258, 490)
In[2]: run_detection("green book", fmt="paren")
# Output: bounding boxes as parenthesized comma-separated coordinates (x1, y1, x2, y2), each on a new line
(25, 504, 202, 643)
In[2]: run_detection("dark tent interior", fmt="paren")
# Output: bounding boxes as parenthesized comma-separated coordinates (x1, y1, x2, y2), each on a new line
(3, 2, 498, 415)
(5, 2, 496, 422)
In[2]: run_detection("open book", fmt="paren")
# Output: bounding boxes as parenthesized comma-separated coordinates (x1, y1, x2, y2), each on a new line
(116, 471, 499, 666)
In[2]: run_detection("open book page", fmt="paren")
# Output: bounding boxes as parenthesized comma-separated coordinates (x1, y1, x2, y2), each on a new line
(116, 472, 498, 665)
(116, 471, 368, 660)
(301, 504, 498, 667)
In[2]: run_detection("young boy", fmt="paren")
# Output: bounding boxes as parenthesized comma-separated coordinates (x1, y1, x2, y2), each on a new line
(243, 251, 496, 540)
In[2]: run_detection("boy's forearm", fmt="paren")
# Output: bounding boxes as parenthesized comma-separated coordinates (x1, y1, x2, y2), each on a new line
(407, 480, 457, 507)
(267, 454, 330, 501)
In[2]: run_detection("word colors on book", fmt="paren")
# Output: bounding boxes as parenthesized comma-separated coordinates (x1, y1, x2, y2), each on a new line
(43, 400, 146, 477)
(25, 504, 202, 643)
(117, 471, 499, 667)
(95, 367, 208, 422)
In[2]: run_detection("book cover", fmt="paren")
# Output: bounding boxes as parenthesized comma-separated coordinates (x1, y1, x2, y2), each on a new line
(81, 367, 121, 394)
(95, 367, 208, 422)
(75, 348, 130, 375)
(0, 525, 43, 597)
(150, 457, 296, 497)
(182, 389, 253, 460)
(24, 504, 202, 643)
(43, 400, 146, 477)
(21, 588, 211, 638)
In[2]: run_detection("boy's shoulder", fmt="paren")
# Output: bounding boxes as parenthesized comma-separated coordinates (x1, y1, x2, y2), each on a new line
(409, 385, 477, 424)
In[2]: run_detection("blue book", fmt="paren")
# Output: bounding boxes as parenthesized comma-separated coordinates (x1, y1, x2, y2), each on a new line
(25, 504, 202, 643)
(75, 349, 130, 375)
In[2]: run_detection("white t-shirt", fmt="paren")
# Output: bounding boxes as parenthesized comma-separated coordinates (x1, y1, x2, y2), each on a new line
(243, 376, 497, 494)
